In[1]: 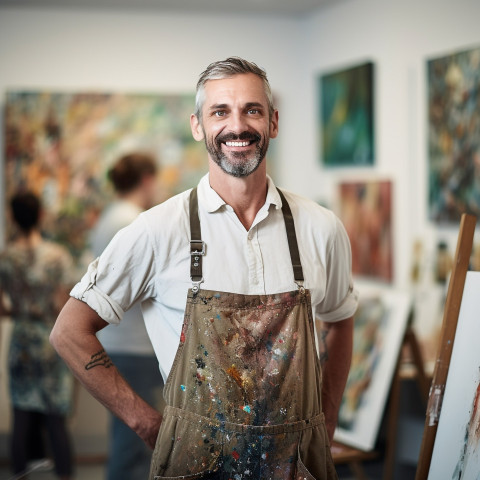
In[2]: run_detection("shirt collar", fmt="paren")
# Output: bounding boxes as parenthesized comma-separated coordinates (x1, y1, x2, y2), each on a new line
(197, 173, 283, 213)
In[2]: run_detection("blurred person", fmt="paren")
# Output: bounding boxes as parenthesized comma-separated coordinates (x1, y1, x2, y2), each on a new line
(0, 191, 74, 480)
(51, 58, 357, 479)
(89, 152, 164, 480)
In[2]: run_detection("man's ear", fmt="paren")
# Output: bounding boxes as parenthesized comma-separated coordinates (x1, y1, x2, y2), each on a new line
(269, 109, 279, 139)
(190, 114, 204, 141)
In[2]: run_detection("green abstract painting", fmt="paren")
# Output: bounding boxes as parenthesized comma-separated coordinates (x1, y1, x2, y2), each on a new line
(320, 61, 374, 167)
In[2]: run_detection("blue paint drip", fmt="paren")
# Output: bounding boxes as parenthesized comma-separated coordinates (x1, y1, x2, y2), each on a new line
(215, 412, 226, 422)
(180, 385, 186, 392)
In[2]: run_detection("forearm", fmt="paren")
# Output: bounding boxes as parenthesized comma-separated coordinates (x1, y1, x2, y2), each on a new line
(50, 297, 162, 448)
(318, 316, 354, 443)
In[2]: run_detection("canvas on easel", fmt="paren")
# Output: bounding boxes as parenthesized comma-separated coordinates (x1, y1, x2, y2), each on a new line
(416, 213, 477, 480)
(428, 271, 480, 479)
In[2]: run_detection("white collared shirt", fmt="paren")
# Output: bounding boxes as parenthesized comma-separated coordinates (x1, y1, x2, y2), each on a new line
(71, 174, 358, 381)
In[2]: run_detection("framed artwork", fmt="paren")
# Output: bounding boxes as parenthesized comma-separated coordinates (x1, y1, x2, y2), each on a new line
(334, 283, 411, 451)
(4, 91, 207, 258)
(338, 180, 393, 282)
(428, 272, 480, 479)
(319, 61, 374, 167)
(428, 45, 480, 223)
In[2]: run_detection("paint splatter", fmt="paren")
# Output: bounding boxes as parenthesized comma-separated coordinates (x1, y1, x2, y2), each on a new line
(180, 385, 186, 392)
(231, 450, 240, 461)
(226, 365, 243, 389)
(243, 405, 251, 413)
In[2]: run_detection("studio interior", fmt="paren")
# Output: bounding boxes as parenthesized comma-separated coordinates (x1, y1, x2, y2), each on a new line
(0, 0, 479, 479)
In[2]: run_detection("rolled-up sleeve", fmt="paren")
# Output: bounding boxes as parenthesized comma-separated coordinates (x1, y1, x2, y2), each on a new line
(315, 216, 359, 323)
(70, 215, 156, 324)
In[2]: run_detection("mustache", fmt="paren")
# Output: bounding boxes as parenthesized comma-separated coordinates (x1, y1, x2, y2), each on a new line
(216, 131, 261, 144)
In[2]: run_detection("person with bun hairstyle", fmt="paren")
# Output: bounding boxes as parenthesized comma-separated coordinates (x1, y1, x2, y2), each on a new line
(89, 152, 164, 480)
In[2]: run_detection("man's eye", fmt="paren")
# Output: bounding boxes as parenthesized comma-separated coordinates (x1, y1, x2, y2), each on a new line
(214, 111, 226, 117)
(248, 109, 259, 115)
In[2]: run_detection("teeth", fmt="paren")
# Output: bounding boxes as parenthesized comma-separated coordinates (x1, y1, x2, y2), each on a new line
(225, 141, 250, 147)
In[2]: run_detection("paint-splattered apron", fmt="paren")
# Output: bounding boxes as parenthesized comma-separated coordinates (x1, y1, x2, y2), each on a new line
(149, 188, 337, 479)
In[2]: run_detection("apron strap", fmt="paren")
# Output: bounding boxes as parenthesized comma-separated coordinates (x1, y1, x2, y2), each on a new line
(189, 188, 205, 293)
(276, 188, 305, 284)
(188, 186, 305, 290)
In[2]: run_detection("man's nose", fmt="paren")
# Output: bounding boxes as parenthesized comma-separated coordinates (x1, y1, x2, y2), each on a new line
(229, 111, 248, 133)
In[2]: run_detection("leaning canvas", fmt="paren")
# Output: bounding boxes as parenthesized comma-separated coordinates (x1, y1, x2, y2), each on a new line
(428, 271, 480, 479)
(428, 45, 480, 223)
(334, 283, 411, 451)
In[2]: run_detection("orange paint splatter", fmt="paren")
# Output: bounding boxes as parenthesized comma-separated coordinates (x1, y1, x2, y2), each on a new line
(226, 365, 243, 389)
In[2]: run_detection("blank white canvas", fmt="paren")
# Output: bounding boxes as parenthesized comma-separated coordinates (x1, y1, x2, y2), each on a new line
(429, 271, 480, 480)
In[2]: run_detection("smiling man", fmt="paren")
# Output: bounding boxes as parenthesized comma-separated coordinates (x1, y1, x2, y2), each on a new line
(51, 57, 357, 480)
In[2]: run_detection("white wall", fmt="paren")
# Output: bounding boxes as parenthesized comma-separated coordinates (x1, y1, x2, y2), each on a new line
(0, 6, 304, 241)
(0, 0, 479, 456)
(301, 0, 480, 286)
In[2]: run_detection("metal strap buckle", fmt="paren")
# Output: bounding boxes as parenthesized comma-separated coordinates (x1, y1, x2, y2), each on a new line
(192, 278, 204, 294)
(295, 281, 306, 294)
(190, 240, 206, 256)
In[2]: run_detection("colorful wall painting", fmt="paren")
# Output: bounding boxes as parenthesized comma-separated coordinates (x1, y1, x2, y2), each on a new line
(319, 61, 374, 167)
(4, 90, 207, 260)
(428, 45, 480, 223)
(334, 283, 411, 451)
(428, 272, 480, 479)
(338, 180, 393, 282)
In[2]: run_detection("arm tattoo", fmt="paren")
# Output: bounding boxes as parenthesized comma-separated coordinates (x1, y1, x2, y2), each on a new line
(85, 349, 113, 370)
(319, 327, 329, 367)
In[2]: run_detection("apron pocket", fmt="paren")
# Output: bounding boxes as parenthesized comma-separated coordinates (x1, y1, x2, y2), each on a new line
(295, 424, 338, 480)
(150, 411, 221, 479)
(296, 454, 317, 480)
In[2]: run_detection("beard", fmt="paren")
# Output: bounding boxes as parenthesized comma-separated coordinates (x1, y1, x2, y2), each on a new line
(205, 130, 269, 178)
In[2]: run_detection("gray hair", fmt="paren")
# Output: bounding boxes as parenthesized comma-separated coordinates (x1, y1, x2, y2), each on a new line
(194, 57, 274, 120)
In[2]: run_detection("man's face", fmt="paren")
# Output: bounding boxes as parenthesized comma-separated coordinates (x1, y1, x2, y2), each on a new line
(191, 73, 278, 178)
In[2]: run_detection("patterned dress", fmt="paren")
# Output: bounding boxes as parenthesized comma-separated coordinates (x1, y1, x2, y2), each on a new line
(0, 240, 75, 415)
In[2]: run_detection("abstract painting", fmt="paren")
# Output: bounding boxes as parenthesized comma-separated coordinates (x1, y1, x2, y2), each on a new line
(4, 91, 207, 259)
(319, 61, 374, 167)
(334, 283, 411, 451)
(428, 272, 480, 479)
(338, 180, 393, 282)
(428, 45, 480, 223)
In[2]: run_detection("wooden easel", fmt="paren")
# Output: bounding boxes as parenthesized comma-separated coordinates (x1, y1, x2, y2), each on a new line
(333, 213, 476, 480)
(331, 441, 378, 480)
(381, 319, 430, 480)
(415, 213, 476, 480)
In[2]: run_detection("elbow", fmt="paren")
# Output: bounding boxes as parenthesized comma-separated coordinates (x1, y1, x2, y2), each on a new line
(49, 320, 64, 353)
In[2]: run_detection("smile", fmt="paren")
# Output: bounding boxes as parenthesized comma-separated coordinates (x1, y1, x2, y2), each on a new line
(224, 141, 253, 147)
